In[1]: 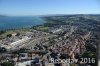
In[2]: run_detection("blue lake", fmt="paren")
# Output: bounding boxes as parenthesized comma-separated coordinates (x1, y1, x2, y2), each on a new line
(0, 16, 45, 30)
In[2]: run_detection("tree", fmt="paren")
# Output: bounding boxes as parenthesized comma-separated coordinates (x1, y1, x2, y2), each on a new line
(16, 33, 20, 36)
(0, 47, 7, 53)
(7, 34, 12, 37)
(1, 61, 14, 66)
(0, 31, 5, 34)
(85, 44, 96, 52)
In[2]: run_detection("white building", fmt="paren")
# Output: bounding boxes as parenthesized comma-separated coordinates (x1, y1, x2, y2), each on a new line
(2, 36, 31, 51)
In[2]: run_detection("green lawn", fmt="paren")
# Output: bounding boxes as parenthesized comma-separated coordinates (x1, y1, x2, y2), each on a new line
(35, 26, 49, 32)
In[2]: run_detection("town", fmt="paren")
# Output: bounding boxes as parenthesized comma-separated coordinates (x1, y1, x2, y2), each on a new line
(0, 14, 99, 66)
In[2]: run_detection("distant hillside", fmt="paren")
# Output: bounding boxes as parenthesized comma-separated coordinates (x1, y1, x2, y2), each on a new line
(0, 15, 7, 17)
(41, 14, 100, 32)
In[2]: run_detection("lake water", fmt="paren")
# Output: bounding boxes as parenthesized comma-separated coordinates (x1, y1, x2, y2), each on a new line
(0, 16, 45, 30)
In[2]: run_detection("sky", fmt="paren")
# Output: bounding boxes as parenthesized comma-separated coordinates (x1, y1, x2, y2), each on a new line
(0, 0, 100, 16)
